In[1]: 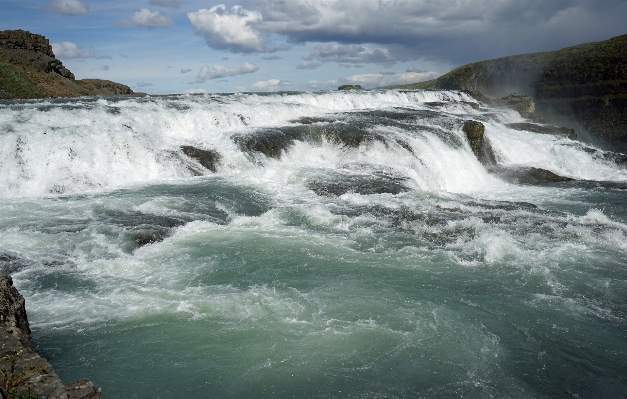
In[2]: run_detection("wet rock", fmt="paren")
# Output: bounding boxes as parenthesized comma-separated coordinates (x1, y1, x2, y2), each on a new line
(506, 122, 577, 140)
(462, 120, 497, 166)
(307, 173, 409, 197)
(65, 379, 102, 399)
(491, 167, 575, 184)
(492, 94, 536, 119)
(132, 228, 170, 247)
(1, 273, 101, 399)
(235, 130, 295, 159)
(181, 146, 221, 172)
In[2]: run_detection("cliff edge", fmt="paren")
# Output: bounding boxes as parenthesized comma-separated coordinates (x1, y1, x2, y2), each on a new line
(1, 273, 101, 399)
(394, 34, 627, 152)
(0, 30, 138, 99)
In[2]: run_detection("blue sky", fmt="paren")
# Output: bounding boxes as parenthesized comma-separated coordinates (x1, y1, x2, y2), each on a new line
(2, 0, 626, 94)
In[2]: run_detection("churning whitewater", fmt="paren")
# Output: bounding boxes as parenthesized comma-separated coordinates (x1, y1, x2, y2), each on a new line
(1, 90, 626, 398)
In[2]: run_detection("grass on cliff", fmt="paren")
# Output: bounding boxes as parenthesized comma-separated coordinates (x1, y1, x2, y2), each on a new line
(0, 61, 42, 99)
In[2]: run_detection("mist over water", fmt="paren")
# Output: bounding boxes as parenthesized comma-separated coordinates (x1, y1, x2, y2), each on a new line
(1, 90, 626, 398)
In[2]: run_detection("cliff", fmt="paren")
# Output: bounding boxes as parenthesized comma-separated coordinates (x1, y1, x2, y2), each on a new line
(0, 30, 138, 99)
(396, 34, 627, 152)
(1, 273, 101, 399)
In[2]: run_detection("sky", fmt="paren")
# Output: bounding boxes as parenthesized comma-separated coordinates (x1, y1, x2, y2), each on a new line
(2, 0, 626, 94)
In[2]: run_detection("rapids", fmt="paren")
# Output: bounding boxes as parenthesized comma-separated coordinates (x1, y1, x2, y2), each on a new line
(1, 90, 626, 398)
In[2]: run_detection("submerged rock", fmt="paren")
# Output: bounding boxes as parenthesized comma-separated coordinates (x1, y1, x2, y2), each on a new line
(506, 122, 577, 140)
(132, 229, 170, 247)
(1, 273, 101, 399)
(307, 174, 409, 197)
(181, 146, 221, 172)
(491, 167, 575, 184)
(462, 120, 497, 166)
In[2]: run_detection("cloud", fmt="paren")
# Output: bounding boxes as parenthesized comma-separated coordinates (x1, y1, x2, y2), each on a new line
(305, 44, 394, 65)
(308, 71, 440, 90)
(137, 82, 154, 88)
(52, 41, 94, 58)
(406, 66, 427, 73)
(295, 61, 321, 70)
(149, 0, 180, 9)
(44, 0, 88, 15)
(252, 79, 291, 91)
(180, 68, 193, 74)
(263, 55, 282, 60)
(187, 5, 269, 53)
(116, 8, 174, 28)
(239, 0, 627, 65)
(196, 62, 259, 82)
(99, 65, 110, 71)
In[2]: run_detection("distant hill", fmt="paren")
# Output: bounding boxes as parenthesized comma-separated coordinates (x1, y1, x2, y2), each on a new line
(0, 29, 140, 99)
(393, 34, 627, 152)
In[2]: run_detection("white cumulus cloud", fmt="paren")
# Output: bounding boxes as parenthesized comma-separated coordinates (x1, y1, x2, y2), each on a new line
(187, 5, 270, 53)
(52, 41, 94, 58)
(116, 8, 174, 28)
(44, 0, 88, 15)
(252, 79, 291, 92)
(196, 62, 259, 82)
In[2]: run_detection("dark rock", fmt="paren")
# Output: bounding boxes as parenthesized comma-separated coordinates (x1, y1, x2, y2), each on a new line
(491, 167, 575, 184)
(338, 85, 363, 91)
(65, 379, 102, 399)
(491, 94, 536, 119)
(506, 122, 577, 139)
(0, 273, 31, 340)
(1, 273, 101, 398)
(307, 175, 409, 197)
(132, 229, 170, 247)
(462, 120, 497, 166)
(181, 146, 221, 172)
(235, 130, 295, 159)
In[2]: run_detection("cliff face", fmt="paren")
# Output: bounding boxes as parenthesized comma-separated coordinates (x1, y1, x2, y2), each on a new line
(1, 273, 101, 399)
(0, 30, 137, 99)
(404, 34, 627, 152)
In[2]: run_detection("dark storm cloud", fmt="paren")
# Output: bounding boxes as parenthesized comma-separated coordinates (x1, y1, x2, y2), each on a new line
(201, 0, 627, 64)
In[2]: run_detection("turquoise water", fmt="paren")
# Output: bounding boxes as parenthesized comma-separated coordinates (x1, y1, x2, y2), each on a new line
(1, 91, 626, 398)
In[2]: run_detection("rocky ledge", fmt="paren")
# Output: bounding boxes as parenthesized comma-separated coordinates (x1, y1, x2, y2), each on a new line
(0, 30, 140, 100)
(1, 273, 100, 399)
(395, 34, 627, 153)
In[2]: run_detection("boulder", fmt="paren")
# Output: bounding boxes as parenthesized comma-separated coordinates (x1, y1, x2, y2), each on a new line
(462, 120, 497, 166)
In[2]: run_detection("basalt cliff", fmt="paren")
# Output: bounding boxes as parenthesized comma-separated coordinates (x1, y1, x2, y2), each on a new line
(397, 34, 627, 152)
(0, 30, 138, 100)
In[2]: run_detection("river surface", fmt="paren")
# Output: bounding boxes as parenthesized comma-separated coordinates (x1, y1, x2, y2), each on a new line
(1, 90, 626, 398)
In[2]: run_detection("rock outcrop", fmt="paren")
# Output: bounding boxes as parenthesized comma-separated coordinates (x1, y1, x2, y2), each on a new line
(462, 120, 497, 166)
(1, 273, 101, 399)
(397, 34, 627, 152)
(0, 29, 139, 99)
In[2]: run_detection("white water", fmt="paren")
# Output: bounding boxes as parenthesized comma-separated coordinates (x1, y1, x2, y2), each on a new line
(2, 90, 623, 198)
(2, 90, 627, 398)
